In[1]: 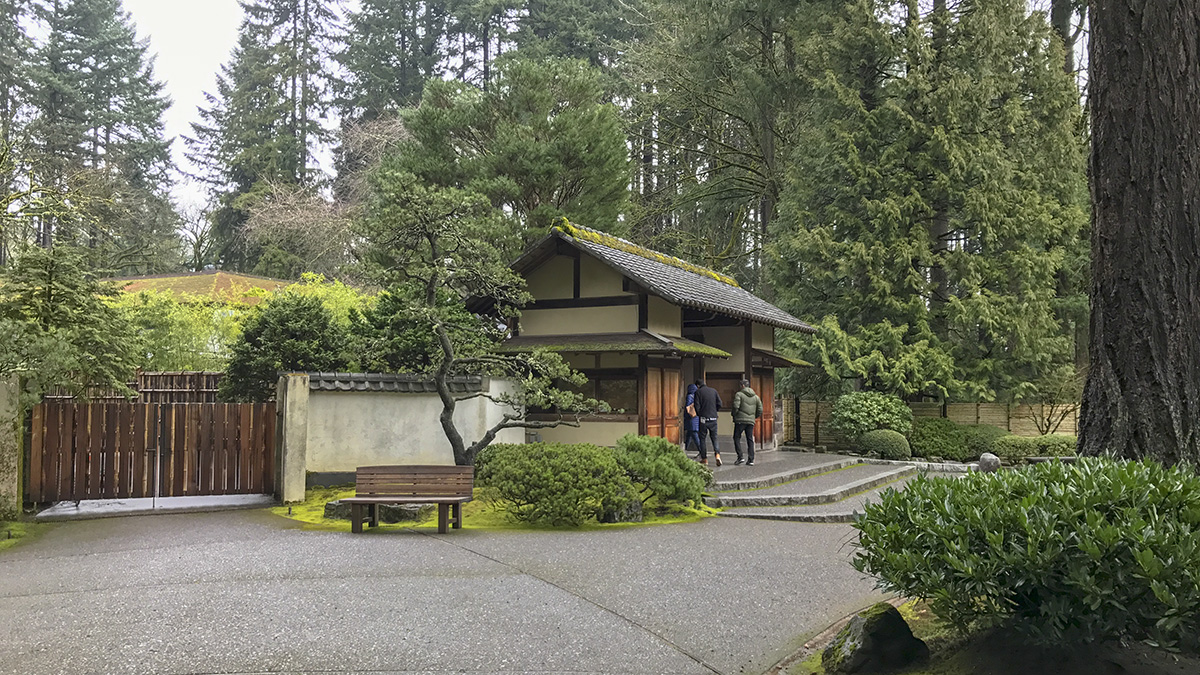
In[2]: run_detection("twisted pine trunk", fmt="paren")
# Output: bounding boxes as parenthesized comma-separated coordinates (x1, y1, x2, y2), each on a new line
(1081, 0, 1200, 464)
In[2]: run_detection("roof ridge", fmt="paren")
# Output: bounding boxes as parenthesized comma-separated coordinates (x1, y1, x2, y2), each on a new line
(554, 221, 741, 288)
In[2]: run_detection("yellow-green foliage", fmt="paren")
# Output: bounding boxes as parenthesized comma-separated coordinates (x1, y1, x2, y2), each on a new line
(271, 485, 718, 532)
(556, 221, 740, 287)
(282, 273, 377, 326)
(113, 290, 248, 371)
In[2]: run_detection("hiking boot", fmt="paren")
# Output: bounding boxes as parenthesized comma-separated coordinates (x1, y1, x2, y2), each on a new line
(715, 453, 723, 467)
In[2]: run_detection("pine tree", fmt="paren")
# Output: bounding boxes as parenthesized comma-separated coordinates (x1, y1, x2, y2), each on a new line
(771, 0, 1087, 401)
(392, 57, 630, 242)
(188, 0, 336, 272)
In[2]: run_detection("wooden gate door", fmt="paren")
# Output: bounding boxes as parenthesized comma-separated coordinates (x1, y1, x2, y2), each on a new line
(752, 374, 775, 445)
(644, 367, 682, 443)
(26, 402, 276, 503)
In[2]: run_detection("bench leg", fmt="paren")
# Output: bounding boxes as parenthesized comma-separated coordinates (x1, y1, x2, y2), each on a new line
(438, 503, 449, 534)
(351, 503, 363, 534)
(452, 502, 463, 529)
(369, 504, 379, 528)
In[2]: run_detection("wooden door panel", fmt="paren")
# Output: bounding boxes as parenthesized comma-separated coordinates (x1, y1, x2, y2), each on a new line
(662, 369, 681, 444)
(646, 367, 663, 438)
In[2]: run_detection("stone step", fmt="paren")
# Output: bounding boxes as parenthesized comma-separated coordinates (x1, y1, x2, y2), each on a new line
(710, 456, 861, 491)
(715, 476, 916, 523)
(704, 464, 916, 508)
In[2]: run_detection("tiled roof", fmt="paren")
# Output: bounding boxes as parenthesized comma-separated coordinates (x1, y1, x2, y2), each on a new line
(552, 224, 816, 333)
(305, 373, 487, 393)
(500, 331, 732, 358)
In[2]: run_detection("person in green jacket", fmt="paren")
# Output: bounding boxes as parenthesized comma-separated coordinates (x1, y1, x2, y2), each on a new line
(732, 379, 764, 465)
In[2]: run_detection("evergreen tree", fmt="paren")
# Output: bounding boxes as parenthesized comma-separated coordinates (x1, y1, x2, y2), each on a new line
(392, 57, 630, 241)
(188, 0, 336, 272)
(771, 0, 1088, 401)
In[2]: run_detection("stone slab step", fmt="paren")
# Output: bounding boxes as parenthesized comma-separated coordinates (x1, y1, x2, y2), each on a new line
(711, 456, 861, 491)
(704, 465, 916, 508)
(715, 476, 916, 523)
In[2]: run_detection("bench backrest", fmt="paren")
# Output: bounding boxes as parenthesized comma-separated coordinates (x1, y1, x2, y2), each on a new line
(354, 465, 474, 498)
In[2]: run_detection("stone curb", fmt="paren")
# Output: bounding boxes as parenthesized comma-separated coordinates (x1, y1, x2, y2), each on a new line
(35, 494, 276, 522)
(711, 457, 860, 492)
(858, 458, 978, 473)
(704, 466, 915, 508)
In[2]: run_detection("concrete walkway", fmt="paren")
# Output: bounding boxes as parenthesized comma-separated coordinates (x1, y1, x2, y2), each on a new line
(35, 494, 276, 522)
(0, 509, 881, 675)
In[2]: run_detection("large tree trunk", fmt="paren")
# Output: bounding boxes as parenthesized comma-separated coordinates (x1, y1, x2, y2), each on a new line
(1080, 0, 1200, 464)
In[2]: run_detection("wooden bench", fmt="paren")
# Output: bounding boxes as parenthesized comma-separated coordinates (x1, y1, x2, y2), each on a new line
(342, 465, 474, 534)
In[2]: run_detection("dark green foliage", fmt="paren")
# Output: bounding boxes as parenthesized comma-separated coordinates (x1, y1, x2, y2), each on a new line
(613, 434, 710, 505)
(993, 434, 1077, 461)
(829, 392, 913, 439)
(392, 56, 630, 240)
(962, 425, 1011, 459)
(219, 293, 350, 402)
(857, 429, 911, 460)
(475, 442, 636, 526)
(908, 418, 967, 460)
(0, 245, 139, 400)
(854, 459, 1200, 647)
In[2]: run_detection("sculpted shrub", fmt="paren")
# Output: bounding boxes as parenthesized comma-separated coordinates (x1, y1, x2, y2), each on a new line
(908, 418, 967, 460)
(962, 425, 1010, 458)
(475, 442, 635, 526)
(853, 459, 1200, 647)
(857, 429, 911, 460)
(829, 392, 913, 439)
(614, 434, 711, 505)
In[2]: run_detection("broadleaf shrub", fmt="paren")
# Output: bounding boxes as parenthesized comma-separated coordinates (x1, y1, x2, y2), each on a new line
(829, 392, 913, 439)
(908, 418, 967, 460)
(853, 459, 1200, 647)
(962, 424, 1010, 458)
(1035, 434, 1077, 456)
(475, 442, 636, 526)
(857, 429, 911, 460)
(992, 435, 1038, 460)
(614, 434, 711, 505)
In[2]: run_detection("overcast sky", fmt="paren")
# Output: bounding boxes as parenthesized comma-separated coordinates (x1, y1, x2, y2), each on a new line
(123, 0, 244, 209)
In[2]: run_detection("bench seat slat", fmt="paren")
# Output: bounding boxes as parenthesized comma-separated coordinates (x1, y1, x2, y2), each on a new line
(342, 496, 472, 504)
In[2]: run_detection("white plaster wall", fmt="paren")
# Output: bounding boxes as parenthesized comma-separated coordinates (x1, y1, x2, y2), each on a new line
(580, 253, 625, 296)
(521, 305, 638, 335)
(752, 323, 775, 350)
(526, 255, 573, 300)
(600, 353, 638, 368)
(648, 296, 681, 337)
(537, 421, 639, 447)
(702, 326, 747, 373)
(305, 382, 523, 473)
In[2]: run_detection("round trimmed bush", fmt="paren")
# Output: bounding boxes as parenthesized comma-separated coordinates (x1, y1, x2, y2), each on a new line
(476, 442, 636, 526)
(854, 459, 1200, 647)
(992, 435, 1039, 460)
(858, 429, 911, 460)
(829, 392, 913, 439)
(962, 424, 1011, 458)
(908, 418, 967, 460)
(1035, 434, 1077, 456)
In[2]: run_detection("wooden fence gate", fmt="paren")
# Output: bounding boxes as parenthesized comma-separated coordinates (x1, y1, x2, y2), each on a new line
(26, 402, 276, 503)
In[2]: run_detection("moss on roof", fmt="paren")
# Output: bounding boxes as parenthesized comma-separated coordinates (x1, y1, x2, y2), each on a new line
(555, 220, 740, 288)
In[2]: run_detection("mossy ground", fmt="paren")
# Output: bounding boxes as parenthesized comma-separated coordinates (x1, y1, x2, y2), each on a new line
(791, 601, 1200, 675)
(0, 520, 51, 553)
(271, 486, 720, 532)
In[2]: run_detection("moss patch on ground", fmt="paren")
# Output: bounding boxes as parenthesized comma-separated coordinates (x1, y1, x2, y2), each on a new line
(271, 486, 719, 533)
(791, 600, 1200, 675)
(0, 520, 51, 553)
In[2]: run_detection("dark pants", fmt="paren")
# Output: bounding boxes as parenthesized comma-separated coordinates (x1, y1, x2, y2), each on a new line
(734, 422, 755, 463)
(684, 427, 701, 454)
(697, 419, 720, 459)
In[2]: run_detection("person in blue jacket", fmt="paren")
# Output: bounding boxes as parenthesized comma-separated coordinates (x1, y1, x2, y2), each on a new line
(683, 383, 702, 456)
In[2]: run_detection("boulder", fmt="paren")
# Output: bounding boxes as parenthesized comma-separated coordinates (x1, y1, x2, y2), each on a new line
(977, 452, 1002, 473)
(324, 500, 433, 523)
(599, 495, 644, 523)
(822, 603, 929, 673)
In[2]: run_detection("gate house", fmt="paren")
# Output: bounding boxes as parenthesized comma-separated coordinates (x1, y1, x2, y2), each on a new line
(496, 223, 815, 449)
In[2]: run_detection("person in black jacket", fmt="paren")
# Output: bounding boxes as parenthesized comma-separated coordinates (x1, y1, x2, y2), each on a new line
(693, 379, 723, 466)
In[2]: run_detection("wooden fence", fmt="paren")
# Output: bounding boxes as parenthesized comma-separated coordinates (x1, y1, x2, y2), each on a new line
(26, 401, 275, 503)
(42, 372, 224, 405)
(782, 399, 1079, 448)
